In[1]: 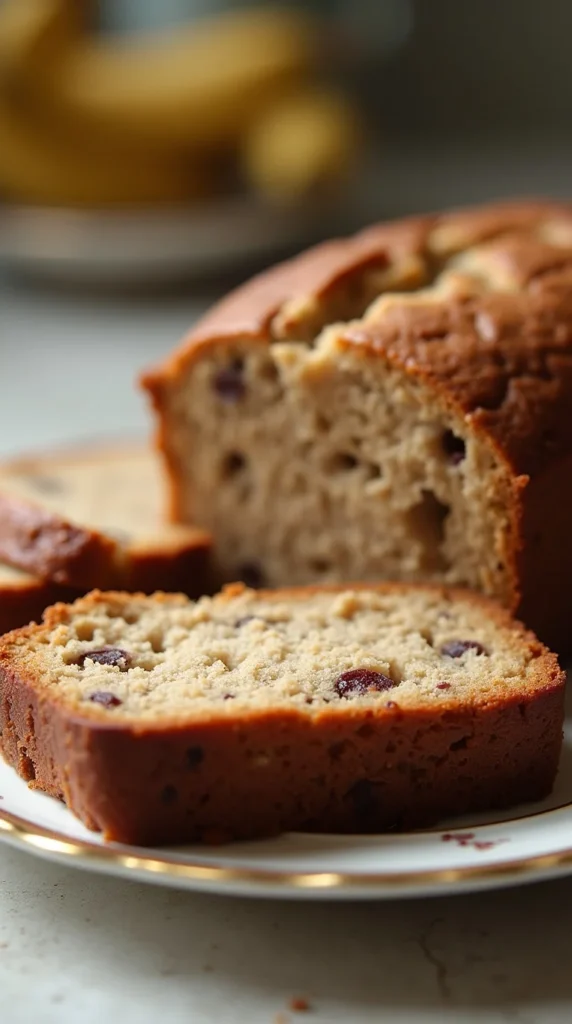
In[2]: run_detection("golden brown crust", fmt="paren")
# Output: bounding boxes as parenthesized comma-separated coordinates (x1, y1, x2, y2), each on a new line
(0, 583, 564, 845)
(141, 199, 572, 651)
(143, 199, 572, 478)
(2, 676, 562, 845)
(0, 443, 212, 595)
(141, 215, 432, 384)
(142, 199, 572, 372)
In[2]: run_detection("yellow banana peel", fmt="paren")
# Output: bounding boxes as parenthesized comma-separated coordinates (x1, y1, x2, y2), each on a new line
(242, 90, 360, 201)
(0, 2, 360, 210)
(0, 0, 85, 80)
(0, 93, 208, 207)
(2, 3, 317, 154)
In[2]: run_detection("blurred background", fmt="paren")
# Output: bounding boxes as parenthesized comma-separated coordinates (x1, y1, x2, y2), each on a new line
(1, 0, 571, 452)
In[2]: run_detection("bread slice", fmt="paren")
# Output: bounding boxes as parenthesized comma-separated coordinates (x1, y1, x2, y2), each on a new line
(0, 583, 563, 846)
(142, 199, 572, 652)
(0, 443, 211, 593)
(0, 562, 77, 636)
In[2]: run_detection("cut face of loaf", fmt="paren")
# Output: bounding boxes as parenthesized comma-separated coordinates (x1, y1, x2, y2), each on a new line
(166, 338, 513, 602)
(0, 584, 564, 844)
(144, 200, 572, 651)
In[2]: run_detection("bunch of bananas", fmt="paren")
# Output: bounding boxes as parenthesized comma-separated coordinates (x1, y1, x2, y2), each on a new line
(0, 0, 361, 208)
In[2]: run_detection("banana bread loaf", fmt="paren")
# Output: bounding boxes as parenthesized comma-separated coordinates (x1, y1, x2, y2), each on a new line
(0, 442, 211, 593)
(143, 199, 572, 651)
(0, 582, 563, 845)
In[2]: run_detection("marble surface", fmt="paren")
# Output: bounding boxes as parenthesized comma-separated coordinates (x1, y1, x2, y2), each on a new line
(3, 839, 572, 1024)
(2, 171, 572, 1022)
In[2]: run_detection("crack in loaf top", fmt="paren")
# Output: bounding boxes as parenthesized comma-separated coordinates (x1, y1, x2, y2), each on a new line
(144, 200, 572, 476)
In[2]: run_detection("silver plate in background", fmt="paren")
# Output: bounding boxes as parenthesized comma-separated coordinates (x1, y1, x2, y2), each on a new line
(0, 191, 361, 287)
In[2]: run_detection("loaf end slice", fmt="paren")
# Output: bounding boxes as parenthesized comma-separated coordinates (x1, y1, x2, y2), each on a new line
(0, 583, 564, 845)
(0, 563, 78, 637)
(0, 443, 212, 593)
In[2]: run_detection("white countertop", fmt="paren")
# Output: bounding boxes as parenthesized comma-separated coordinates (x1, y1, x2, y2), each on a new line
(4, 838, 572, 1024)
(0, 275, 209, 457)
(3, 179, 572, 1023)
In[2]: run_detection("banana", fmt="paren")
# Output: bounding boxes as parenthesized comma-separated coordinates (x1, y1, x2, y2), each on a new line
(3, 3, 317, 154)
(241, 90, 360, 201)
(0, 0, 84, 80)
(0, 91, 209, 207)
(0, 2, 356, 209)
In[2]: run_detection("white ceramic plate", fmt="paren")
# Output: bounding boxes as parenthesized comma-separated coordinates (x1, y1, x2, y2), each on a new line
(2, 688, 572, 901)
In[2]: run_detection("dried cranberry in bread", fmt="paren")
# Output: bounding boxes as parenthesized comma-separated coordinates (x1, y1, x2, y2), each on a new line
(0, 562, 77, 636)
(143, 199, 572, 652)
(0, 583, 563, 846)
(0, 442, 211, 594)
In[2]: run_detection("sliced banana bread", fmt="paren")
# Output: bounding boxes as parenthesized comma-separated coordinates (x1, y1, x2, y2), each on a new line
(0, 583, 563, 846)
(0, 443, 211, 593)
(143, 199, 572, 651)
(0, 562, 77, 636)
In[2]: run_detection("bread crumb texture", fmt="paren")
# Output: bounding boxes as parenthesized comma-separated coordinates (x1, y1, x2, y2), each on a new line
(2, 585, 551, 723)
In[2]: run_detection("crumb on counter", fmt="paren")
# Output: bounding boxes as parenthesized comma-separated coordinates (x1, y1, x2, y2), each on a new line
(289, 996, 312, 1012)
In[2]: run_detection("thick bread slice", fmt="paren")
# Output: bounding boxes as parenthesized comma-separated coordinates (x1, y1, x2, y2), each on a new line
(0, 582, 563, 846)
(0, 562, 77, 636)
(0, 443, 211, 593)
(142, 199, 572, 652)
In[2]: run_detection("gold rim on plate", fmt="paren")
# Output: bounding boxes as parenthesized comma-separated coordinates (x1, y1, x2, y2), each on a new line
(3, 804, 572, 893)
